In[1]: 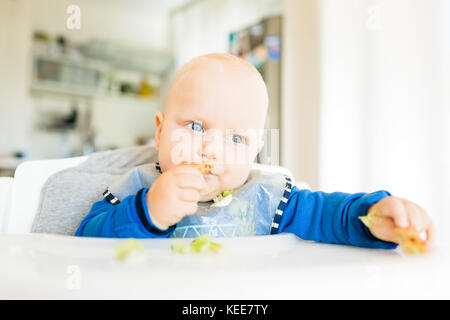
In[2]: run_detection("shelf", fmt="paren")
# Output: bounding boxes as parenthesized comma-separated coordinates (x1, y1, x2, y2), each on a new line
(95, 94, 163, 105)
(30, 37, 171, 109)
(80, 39, 173, 76)
(30, 81, 163, 105)
(30, 80, 98, 98)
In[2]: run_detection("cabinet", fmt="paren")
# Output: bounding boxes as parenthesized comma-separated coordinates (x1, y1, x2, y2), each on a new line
(229, 16, 282, 165)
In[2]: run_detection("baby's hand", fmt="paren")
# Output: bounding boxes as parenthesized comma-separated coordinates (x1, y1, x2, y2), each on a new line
(364, 196, 436, 250)
(146, 164, 206, 230)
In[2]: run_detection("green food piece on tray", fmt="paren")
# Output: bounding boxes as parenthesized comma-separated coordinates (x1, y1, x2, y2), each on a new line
(171, 240, 190, 254)
(171, 234, 223, 255)
(190, 234, 213, 253)
(113, 238, 146, 262)
(208, 241, 223, 254)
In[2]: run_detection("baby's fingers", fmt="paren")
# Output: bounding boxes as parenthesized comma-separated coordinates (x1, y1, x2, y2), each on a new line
(174, 172, 206, 191)
(368, 215, 400, 243)
(376, 197, 409, 228)
(403, 200, 430, 233)
(177, 189, 200, 202)
(425, 220, 436, 250)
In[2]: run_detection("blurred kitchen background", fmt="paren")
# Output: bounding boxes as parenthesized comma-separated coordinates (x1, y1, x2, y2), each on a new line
(0, 0, 449, 232)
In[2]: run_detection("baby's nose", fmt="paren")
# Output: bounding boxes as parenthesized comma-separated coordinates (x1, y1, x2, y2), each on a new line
(201, 129, 223, 161)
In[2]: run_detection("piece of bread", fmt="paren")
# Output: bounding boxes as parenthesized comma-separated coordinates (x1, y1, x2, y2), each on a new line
(394, 227, 428, 254)
(184, 161, 214, 174)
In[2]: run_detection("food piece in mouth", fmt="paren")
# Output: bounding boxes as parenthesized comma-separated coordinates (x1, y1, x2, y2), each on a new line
(184, 160, 214, 174)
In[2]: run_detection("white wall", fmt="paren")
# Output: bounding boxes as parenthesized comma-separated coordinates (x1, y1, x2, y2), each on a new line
(281, 0, 320, 189)
(319, 0, 368, 193)
(319, 0, 449, 237)
(0, 0, 33, 155)
(442, 0, 450, 233)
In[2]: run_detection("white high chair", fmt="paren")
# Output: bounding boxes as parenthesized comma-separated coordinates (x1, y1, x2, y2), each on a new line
(1, 156, 88, 234)
(0, 156, 309, 234)
(0, 177, 13, 232)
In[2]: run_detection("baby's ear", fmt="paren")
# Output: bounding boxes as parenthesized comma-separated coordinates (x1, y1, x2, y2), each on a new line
(154, 112, 164, 151)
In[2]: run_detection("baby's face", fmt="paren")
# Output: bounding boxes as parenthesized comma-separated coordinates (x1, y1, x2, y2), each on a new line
(155, 55, 268, 201)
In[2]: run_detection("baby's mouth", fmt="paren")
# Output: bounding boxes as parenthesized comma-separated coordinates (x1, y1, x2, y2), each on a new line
(209, 163, 221, 174)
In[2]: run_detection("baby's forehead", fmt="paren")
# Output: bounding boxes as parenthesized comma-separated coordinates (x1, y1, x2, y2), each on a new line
(174, 54, 260, 86)
(172, 55, 267, 103)
(182, 53, 256, 72)
(165, 54, 268, 129)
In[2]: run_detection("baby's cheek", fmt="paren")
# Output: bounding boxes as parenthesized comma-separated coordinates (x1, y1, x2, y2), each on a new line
(221, 164, 251, 190)
(158, 140, 179, 172)
(159, 134, 194, 169)
(223, 144, 250, 165)
(160, 125, 200, 165)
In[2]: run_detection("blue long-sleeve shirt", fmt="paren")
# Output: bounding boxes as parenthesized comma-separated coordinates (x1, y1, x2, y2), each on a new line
(75, 186, 397, 249)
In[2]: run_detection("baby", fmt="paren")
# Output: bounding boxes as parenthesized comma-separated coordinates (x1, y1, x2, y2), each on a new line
(76, 53, 435, 250)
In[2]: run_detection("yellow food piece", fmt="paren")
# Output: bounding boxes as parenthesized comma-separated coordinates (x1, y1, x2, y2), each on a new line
(184, 161, 214, 174)
(359, 209, 378, 229)
(395, 227, 428, 255)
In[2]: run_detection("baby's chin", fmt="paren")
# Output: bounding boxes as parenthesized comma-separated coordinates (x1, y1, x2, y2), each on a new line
(198, 186, 222, 202)
(197, 170, 249, 202)
(198, 194, 216, 202)
(198, 174, 220, 201)
(198, 183, 240, 202)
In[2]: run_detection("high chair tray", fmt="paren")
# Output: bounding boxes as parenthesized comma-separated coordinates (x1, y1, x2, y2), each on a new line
(0, 233, 448, 299)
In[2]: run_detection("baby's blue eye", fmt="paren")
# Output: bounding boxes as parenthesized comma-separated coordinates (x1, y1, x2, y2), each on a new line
(188, 121, 204, 132)
(231, 134, 243, 144)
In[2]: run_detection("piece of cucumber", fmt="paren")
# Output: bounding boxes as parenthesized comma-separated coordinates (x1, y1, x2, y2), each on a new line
(171, 234, 223, 255)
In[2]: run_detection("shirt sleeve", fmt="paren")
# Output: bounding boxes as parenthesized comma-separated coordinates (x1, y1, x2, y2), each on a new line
(278, 186, 398, 249)
(75, 188, 175, 238)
